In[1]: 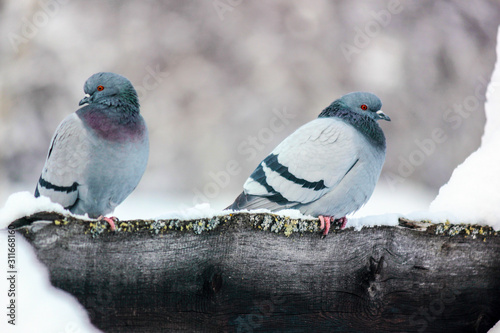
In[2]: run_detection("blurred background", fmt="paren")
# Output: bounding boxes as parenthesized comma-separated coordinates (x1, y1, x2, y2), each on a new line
(0, 0, 499, 217)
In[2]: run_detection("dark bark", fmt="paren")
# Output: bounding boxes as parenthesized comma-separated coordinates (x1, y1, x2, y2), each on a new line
(11, 212, 500, 332)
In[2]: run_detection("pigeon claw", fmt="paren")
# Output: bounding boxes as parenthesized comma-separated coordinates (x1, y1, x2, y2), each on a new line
(319, 216, 348, 237)
(98, 216, 118, 231)
(339, 216, 348, 229)
(319, 215, 332, 236)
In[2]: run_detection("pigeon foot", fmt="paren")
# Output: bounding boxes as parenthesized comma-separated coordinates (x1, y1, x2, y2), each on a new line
(98, 216, 118, 231)
(319, 215, 332, 236)
(319, 216, 348, 237)
(338, 216, 347, 229)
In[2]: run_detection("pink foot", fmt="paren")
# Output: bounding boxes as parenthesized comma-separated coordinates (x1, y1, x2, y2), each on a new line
(338, 217, 347, 229)
(319, 215, 332, 236)
(98, 216, 118, 231)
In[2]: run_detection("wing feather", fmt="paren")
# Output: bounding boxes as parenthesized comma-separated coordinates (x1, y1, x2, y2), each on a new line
(242, 118, 362, 207)
(35, 113, 90, 209)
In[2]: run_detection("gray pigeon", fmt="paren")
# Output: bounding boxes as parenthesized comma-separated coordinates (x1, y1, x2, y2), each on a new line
(228, 92, 390, 235)
(34, 72, 149, 227)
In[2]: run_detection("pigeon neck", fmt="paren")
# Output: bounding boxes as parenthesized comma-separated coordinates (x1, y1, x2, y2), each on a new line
(318, 102, 386, 149)
(78, 105, 146, 143)
(96, 97, 140, 113)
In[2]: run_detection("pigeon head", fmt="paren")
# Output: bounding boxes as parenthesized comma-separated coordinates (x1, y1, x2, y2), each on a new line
(319, 92, 390, 122)
(79, 72, 140, 110)
(319, 92, 390, 148)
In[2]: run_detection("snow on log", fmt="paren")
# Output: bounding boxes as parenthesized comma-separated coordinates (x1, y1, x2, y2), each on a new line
(9, 212, 500, 332)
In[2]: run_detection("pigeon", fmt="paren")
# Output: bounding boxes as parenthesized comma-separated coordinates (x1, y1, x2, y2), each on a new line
(228, 92, 390, 235)
(34, 72, 149, 228)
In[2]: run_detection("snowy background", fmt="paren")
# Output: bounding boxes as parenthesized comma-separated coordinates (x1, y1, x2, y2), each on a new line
(1, 1, 500, 332)
(1, 1, 500, 213)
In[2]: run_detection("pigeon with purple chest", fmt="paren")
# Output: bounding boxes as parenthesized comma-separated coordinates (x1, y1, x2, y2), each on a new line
(34, 72, 149, 228)
(228, 92, 390, 235)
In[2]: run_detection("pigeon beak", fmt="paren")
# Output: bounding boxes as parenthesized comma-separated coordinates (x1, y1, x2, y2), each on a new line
(376, 110, 391, 121)
(79, 93, 91, 106)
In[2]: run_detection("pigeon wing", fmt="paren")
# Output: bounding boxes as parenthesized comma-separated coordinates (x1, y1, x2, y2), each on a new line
(35, 113, 90, 210)
(242, 118, 361, 207)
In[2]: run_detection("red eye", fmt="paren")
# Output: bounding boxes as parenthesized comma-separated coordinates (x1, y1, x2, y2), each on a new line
(97, 85, 104, 91)
(360, 104, 368, 110)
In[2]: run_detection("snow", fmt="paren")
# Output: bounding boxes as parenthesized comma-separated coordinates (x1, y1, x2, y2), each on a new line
(348, 213, 400, 231)
(0, 191, 74, 229)
(0, 192, 99, 332)
(274, 209, 316, 220)
(339, 180, 434, 230)
(489, 320, 500, 333)
(0, 231, 100, 333)
(113, 191, 197, 220)
(430, 26, 500, 230)
(157, 203, 317, 221)
(158, 202, 229, 219)
(352, 180, 435, 214)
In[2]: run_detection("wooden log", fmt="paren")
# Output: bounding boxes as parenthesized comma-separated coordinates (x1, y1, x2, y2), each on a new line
(10, 212, 500, 332)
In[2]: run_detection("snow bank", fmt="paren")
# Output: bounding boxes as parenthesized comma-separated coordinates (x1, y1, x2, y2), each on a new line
(0, 231, 100, 332)
(0, 191, 72, 229)
(0, 192, 100, 332)
(430, 26, 500, 230)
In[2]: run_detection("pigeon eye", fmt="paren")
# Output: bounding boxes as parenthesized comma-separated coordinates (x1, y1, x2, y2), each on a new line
(360, 104, 368, 110)
(97, 85, 104, 91)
